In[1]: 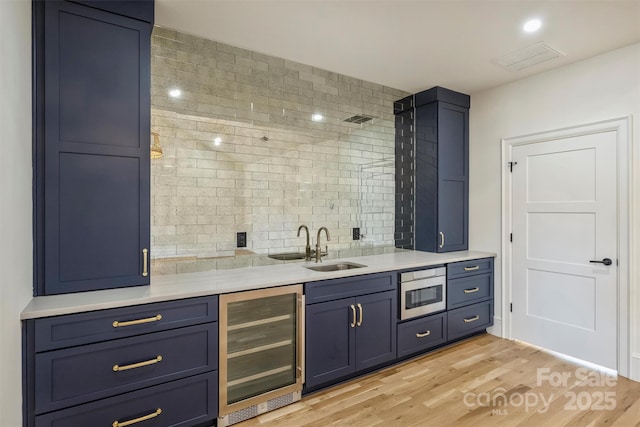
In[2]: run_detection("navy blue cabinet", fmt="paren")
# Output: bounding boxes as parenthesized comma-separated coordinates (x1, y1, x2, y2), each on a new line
(397, 312, 447, 358)
(395, 87, 469, 253)
(305, 298, 356, 389)
(33, 0, 152, 295)
(24, 296, 218, 427)
(354, 291, 397, 370)
(304, 274, 397, 391)
(35, 372, 217, 427)
(446, 258, 494, 340)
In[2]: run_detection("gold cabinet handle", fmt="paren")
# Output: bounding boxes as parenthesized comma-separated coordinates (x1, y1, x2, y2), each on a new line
(464, 265, 480, 271)
(439, 232, 445, 249)
(463, 287, 480, 294)
(350, 305, 356, 328)
(113, 314, 162, 328)
(113, 355, 162, 372)
(357, 303, 363, 327)
(416, 330, 431, 338)
(142, 248, 149, 277)
(463, 315, 480, 323)
(113, 408, 162, 427)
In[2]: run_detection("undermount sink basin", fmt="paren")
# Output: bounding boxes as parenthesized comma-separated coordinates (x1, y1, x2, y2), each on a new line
(268, 252, 307, 261)
(305, 262, 367, 272)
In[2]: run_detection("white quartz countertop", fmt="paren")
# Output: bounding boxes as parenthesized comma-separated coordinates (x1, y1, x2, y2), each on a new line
(21, 250, 495, 319)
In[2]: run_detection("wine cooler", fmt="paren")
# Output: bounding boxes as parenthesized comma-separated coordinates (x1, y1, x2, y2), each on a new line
(218, 285, 304, 426)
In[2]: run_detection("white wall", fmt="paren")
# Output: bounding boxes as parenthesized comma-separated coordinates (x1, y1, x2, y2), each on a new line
(469, 43, 640, 377)
(0, 0, 33, 425)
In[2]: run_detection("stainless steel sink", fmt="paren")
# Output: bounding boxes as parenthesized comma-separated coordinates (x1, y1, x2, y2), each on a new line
(268, 252, 307, 261)
(305, 262, 367, 272)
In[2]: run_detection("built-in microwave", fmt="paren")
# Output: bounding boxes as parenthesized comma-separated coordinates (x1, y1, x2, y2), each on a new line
(399, 267, 446, 320)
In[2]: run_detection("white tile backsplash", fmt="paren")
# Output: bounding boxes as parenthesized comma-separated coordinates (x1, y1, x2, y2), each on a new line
(150, 27, 408, 266)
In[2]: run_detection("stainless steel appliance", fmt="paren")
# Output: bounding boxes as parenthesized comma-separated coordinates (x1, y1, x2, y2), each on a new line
(218, 285, 304, 427)
(400, 267, 446, 320)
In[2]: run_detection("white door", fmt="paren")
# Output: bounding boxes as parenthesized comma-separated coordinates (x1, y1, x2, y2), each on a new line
(511, 130, 618, 370)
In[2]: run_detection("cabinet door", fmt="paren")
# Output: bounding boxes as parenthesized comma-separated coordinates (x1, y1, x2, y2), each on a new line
(413, 103, 438, 252)
(354, 290, 397, 371)
(305, 298, 356, 390)
(37, 1, 151, 294)
(437, 103, 468, 252)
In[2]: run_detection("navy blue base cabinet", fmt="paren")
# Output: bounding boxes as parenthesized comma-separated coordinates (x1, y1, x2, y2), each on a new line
(304, 273, 397, 391)
(446, 258, 494, 340)
(23, 297, 218, 427)
(397, 312, 447, 358)
(395, 257, 494, 359)
(394, 86, 470, 253)
(33, 0, 153, 295)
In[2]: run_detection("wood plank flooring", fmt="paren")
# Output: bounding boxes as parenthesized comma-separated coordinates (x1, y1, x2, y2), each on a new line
(236, 334, 640, 427)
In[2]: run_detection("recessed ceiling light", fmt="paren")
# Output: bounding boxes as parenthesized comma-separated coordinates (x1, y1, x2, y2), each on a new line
(214, 137, 222, 146)
(311, 113, 323, 122)
(523, 19, 542, 33)
(168, 88, 182, 98)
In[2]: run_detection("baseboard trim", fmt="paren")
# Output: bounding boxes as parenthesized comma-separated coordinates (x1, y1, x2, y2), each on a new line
(630, 353, 640, 381)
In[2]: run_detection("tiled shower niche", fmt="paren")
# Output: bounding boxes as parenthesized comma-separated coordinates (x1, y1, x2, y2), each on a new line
(149, 27, 409, 273)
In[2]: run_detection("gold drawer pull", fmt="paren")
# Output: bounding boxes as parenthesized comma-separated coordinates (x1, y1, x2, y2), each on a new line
(113, 355, 162, 372)
(142, 248, 149, 277)
(464, 266, 480, 271)
(113, 408, 162, 427)
(357, 303, 363, 327)
(416, 330, 431, 338)
(350, 305, 356, 328)
(439, 232, 445, 249)
(463, 287, 480, 294)
(463, 315, 480, 323)
(113, 314, 162, 328)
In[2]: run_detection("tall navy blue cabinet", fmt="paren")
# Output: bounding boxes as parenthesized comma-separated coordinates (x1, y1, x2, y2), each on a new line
(394, 87, 470, 253)
(33, 0, 153, 295)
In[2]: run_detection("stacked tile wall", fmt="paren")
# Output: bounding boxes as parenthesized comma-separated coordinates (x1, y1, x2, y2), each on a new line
(150, 27, 409, 265)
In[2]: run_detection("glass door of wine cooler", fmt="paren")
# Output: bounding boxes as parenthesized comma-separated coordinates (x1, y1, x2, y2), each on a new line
(219, 285, 303, 418)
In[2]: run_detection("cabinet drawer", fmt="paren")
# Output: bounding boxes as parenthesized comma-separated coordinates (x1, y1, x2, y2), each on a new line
(447, 301, 493, 341)
(397, 313, 447, 358)
(35, 323, 217, 414)
(35, 372, 217, 427)
(447, 258, 493, 279)
(305, 272, 396, 304)
(34, 296, 218, 351)
(447, 273, 493, 309)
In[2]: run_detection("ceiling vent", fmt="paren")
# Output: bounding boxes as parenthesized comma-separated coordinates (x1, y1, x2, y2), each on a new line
(343, 114, 376, 124)
(493, 42, 565, 72)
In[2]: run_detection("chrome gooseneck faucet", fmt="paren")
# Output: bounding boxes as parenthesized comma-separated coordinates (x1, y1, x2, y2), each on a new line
(315, 227, 331, 263)
(297, 225, 311, 261)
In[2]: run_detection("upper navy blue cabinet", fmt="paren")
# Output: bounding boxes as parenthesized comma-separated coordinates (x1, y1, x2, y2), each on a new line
(33, 0, 153, 295)
(395, 87, 470, 253)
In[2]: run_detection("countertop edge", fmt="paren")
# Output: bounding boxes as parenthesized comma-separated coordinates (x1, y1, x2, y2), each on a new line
(21, 250, 496, 320)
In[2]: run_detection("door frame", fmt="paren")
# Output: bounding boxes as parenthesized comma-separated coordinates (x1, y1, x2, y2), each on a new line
(501, 117, 631, 378)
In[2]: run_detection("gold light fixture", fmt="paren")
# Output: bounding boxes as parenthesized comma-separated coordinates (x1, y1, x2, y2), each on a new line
(151, 132, 163, 159)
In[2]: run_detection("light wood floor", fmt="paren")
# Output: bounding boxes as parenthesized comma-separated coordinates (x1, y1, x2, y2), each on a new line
(237, 334, 640, 427)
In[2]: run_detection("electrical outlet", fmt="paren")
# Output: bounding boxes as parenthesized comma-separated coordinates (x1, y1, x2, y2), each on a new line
(352, 227, 360, 240)
(237, 232, 247, 248)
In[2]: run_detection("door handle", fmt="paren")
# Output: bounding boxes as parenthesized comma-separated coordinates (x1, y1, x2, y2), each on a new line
(142, 248, 149, 277)
(350, 305, 356, 328)
(357, 303, 363, 327)
(589, 258, 613, 266)
(439, 232, 445, 249)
